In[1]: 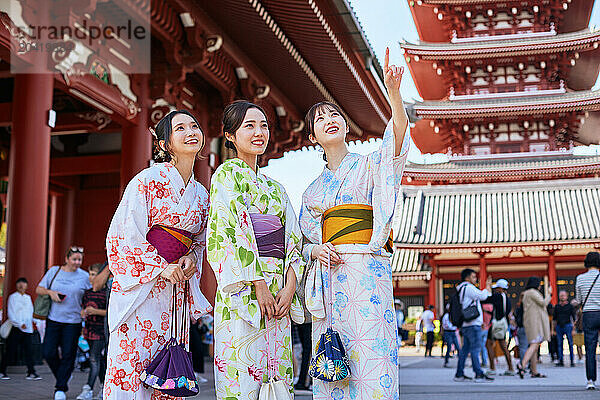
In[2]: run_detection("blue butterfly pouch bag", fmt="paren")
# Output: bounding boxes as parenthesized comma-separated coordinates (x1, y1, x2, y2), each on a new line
(308, 253, 351, 382)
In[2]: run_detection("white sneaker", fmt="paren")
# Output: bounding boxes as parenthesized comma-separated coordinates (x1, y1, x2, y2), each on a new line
(194, 372, 208, 384)
(586, 380, 596, 390)
(77, 384, 92, 400)
(54, 391, 67, 400)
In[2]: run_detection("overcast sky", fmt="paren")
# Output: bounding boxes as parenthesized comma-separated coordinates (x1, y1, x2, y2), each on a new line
(263, 0, 600, 212)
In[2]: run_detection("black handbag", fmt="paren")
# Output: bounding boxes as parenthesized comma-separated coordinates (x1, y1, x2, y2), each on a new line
(460, 285, 480, 322)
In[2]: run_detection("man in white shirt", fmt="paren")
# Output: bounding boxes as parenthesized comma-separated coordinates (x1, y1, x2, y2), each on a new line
(421, 305, 436, 357)
(0, 277, 40, 380)
(454, 268, 493, 383)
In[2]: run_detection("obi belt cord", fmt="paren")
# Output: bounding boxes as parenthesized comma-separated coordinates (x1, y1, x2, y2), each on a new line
(249, 213, 286, 260)
(322, 204, 394, 252)
(146, 225, 194, 264)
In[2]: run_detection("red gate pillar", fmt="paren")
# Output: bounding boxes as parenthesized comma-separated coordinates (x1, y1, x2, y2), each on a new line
(548, 250, 558, 304)
(427, 260, 437, 308)
(193, 155, 217, 306)
(4, 73, 54, 305)
(479, 253, 487, 289)
(120, 74, 151, 193)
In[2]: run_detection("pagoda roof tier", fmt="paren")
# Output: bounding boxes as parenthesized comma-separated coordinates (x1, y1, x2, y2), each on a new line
(407, 0, 595, 43)
(393, 178, 600, 251)
(402, 29, 600, 59)
(412, 89, 600, 118)
(402, 29, 600, 99)
(403, 152, 600, 185)
(409, 90, 600, 152)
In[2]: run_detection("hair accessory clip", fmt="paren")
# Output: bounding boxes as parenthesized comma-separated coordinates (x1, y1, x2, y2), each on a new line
(149, 127, 158, 139)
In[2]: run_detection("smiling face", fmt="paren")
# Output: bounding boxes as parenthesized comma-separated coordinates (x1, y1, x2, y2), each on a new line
(161, 113, 204, 161)
(225, 107, 269, 156)
(66, 252, 83, 269)
(308, 104, 348, 147)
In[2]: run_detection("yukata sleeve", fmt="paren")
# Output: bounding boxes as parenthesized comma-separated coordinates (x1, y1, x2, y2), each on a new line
(188, 191, 213, 319)
(299, 193, 327, 320)
(106, 173, 168, 292)
(366, 120, 411, 251)
(206, 165, 262, 294)
(282, 190, 305, 324)
(298, 192, 322, 262)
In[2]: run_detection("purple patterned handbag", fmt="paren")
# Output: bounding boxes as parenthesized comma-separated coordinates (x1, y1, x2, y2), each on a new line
(140, 281, 199, 397)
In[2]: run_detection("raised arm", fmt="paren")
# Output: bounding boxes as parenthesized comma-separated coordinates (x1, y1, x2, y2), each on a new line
(384, 47, 409, 157)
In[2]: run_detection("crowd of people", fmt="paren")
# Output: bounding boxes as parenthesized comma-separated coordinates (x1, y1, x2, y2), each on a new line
(410, 251, 600, 390)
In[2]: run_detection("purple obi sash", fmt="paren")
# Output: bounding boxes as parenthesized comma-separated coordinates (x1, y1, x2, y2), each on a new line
(146, 225, 194, 264)
(249, 213, 285, 260)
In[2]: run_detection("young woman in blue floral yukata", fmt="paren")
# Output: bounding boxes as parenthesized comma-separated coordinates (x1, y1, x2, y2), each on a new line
(300, 48, 410, 400)
(207, 100, 305, 399)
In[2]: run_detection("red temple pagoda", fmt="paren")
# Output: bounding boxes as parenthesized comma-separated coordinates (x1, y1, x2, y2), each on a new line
(393, 0, 600, 313)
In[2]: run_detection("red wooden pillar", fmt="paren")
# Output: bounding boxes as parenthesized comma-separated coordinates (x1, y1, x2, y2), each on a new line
(4, 73, 54, 306)
(548, 250, 558, 304)
(120, 74, 151, 193)
(427, 259, 437, 308)
(479, 252, 487, 289)
(194, 155, 217, 306)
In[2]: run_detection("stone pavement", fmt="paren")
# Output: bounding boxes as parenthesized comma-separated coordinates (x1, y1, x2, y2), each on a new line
(0, 346, 596, 399)
(400, 352, 598, 400)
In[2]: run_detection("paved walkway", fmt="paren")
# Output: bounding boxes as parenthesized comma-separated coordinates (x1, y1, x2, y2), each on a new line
(0, 346, 595, 399)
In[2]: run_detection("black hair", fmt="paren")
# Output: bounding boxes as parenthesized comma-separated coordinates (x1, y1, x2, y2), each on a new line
(428, 305, 435, 310)
(16, 277, 28, 285)
(304, 101, 348, 162)
(584, 251, 600, 268)
(461, 268, 476, 281)
(304, 101, 347, 139)
(88, 263, 104, 273)
(525, 277, 542, 291)
(222, 100, 268, 151)
(153, 110, 204, 162)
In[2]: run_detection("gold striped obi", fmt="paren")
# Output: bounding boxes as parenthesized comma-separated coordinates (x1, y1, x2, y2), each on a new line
(322, 204, 393, 253)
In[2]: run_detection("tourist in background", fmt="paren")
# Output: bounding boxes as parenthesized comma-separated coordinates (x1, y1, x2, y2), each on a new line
(442, 304, 459, 368)
(571, 299, 584, 365)
(516, 277, 551, 379)
(422, 305, 436, 357)
(575, 251, 600, 390)
(395, 299, 405, 347)
(553, 290, 576, 367)
(480, 302, 493, 368)
(484, 279, 515, 376)
(0, 277, 40, 380)
(453, 268, 493, 382)
(513, 292, 528, 363)
(77, 263, 107, 400)
(36, 247, 91, 400)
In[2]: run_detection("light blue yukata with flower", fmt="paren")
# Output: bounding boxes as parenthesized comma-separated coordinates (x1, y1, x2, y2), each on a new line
(300, 120, 410, 400)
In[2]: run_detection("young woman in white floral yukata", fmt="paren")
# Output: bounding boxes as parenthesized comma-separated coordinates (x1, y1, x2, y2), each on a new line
(104, 110, 212, 400)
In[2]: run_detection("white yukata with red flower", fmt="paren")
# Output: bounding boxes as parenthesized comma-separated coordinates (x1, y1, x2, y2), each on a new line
(104, 162, 212, 400)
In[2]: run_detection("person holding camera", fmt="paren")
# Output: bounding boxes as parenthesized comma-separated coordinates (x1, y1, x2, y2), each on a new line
(453, 268, 493, 383)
